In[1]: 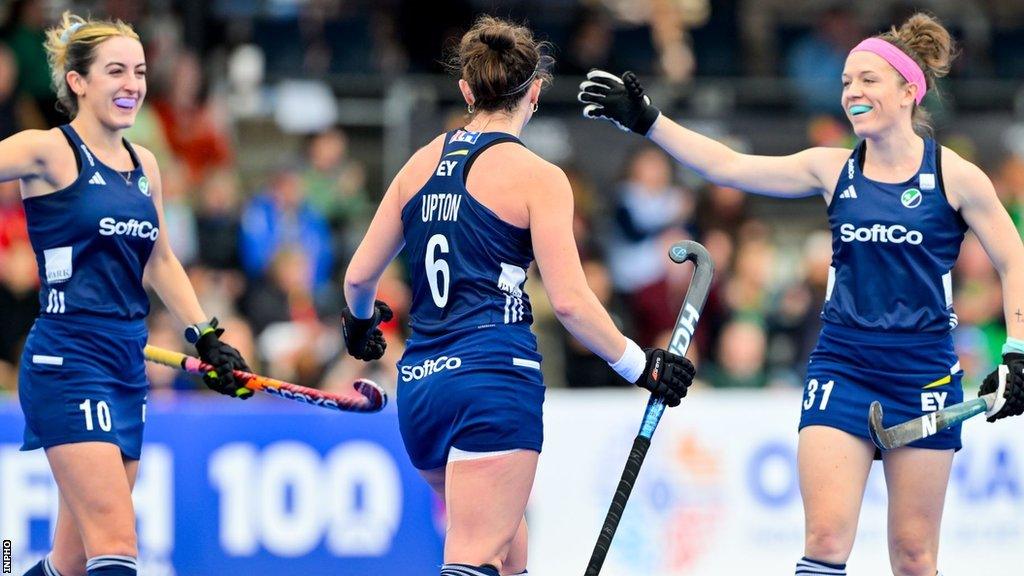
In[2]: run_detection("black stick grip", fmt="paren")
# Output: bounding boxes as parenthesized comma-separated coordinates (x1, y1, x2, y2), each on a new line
(584, 435, 651, 576)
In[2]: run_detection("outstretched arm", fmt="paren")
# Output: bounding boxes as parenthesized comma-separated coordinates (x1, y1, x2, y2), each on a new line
(579, 69, 844, 198)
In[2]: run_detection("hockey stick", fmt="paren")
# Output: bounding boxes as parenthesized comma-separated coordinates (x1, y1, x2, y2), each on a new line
(584, 240, 714, 576)
(868, 390, 999, 451)
(144, 345, 387, 413)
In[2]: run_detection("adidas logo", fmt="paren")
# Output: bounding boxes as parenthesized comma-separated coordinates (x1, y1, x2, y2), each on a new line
(88, 172, 106, 185)
(839, 185, 857, 199)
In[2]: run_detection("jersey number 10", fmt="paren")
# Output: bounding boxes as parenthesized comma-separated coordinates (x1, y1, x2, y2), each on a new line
(426, 234, 450, 308)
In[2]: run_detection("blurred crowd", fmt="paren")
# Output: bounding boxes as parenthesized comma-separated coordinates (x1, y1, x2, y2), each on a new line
(0, 0, 1023, 398)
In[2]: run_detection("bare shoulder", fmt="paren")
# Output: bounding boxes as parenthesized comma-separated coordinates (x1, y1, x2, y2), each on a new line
(939, 145, 991, 209)
(939, 145, 985, 183)
(129, 143, 159, 174)
(481, 143, 569, 191)
(398, 134, 447, 191)
(22, 128, 70, 160)
(804, 146, 853, 172)
(801, 146, 854, 195)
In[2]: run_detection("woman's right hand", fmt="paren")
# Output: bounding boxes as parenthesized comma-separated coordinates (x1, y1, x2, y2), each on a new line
(578, 69, 661, 136)
(341, 300, 393, 361)
(633, 348, 695, 407)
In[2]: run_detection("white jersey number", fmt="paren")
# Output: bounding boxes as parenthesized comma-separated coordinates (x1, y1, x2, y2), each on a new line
(79, 398, 113, 431)
(425, 234, 450, 308)
(803, 379, 835, 411)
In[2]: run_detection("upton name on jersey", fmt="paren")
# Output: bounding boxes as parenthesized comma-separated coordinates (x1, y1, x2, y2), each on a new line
(421, 193, 462, 222)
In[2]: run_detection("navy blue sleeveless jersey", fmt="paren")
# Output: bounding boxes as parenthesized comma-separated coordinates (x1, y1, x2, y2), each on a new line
(822, 138, 968, 333)
(22, 125, 157, 321)
(401, 129, 535, 338)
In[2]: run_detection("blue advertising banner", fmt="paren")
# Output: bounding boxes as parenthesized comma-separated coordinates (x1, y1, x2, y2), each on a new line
(0, 397, 443, 575)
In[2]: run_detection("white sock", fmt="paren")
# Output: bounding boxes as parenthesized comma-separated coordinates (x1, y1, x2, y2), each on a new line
(796, 556, 846, 575)
(43, 554, 63, 576)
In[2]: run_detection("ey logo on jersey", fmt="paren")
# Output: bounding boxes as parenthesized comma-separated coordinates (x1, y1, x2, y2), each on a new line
(901, 188, 923, 209)
(138, 175, 150, 196)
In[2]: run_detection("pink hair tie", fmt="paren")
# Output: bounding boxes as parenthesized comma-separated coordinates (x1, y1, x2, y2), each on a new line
(850, 38, 927, 105)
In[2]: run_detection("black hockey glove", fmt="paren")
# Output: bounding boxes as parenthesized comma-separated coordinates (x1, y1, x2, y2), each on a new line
(578, 69, 661, 135)
(195, 321, 253, 399)
(979, 353, 1024, 422)
(634, 348, 695, 408)
(342, 300, 393, 361)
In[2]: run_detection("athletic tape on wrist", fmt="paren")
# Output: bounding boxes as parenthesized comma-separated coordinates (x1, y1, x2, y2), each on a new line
(1002, 337, 1024, 356)
(609, 338, 646, 383)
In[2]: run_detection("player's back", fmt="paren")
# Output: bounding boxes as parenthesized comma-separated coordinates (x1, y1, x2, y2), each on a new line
(400, 129, 536, 339)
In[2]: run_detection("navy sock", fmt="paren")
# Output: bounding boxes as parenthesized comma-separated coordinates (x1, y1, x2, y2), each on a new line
(86, 555, 136, 575)
(440, 563, 500, 576)
(796, 556, 846, 575)
(23, 554, 62, 576)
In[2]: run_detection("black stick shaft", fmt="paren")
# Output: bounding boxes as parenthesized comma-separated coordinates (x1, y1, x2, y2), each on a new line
(583, 241, 714, 576)
(584, 435, 651, 576)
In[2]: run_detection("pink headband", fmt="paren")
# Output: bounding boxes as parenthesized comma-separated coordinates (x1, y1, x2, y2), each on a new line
(850, 38, 927, 105)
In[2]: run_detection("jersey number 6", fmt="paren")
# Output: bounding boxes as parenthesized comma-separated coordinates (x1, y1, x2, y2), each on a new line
(426, 233, 450, 308)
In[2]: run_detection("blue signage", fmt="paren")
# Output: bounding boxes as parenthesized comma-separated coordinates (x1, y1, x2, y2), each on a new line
(0, 397, 443, 575)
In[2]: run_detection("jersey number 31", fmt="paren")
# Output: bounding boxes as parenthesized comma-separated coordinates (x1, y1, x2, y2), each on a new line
(803, 379, 835, 411)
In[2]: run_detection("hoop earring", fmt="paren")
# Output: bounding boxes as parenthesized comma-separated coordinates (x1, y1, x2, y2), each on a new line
(467, 104, 474, 114)
(532, 102, 539, 113)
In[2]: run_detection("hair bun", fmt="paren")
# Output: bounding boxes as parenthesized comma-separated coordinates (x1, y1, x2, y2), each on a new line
(480, 29, 515, 52)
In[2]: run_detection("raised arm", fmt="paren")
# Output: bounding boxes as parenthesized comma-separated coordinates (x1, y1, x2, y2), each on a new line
(528, 159, 694, 406)
(579, 69, 846, 198)
(946, 149, 1024, 421)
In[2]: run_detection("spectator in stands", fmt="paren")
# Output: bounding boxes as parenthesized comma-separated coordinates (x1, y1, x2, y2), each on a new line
(157, 160, 198, 266)
(195, 169, 243, 271)
(0, 41, 18, 139)
(1, 0, 62, 127)
(607, 145, 693, 347)
(301, 127, 372, 264)
(785, 6, 863, 115)
(559, 8, 617, 77)
(239, 162, 334, 292)
(152, 51, 234, 187)
(702, 317, 769, 388)
(0, 238, 38, 367)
